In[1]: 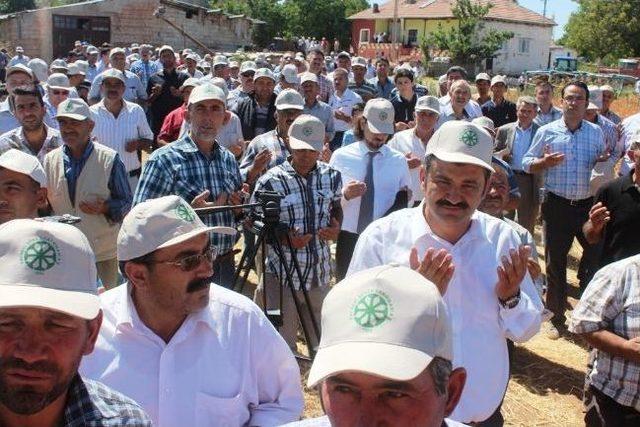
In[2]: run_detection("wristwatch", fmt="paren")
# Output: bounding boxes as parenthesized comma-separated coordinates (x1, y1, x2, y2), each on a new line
(499, 291, 521, 309)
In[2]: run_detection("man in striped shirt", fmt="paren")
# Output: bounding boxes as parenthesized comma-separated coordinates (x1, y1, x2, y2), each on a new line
(90, 69, 153, 194)
(252, 115, 342, 350)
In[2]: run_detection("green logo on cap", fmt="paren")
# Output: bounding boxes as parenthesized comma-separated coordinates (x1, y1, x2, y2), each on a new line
(302, 125, 314, 137)
(351, 290, 393, 329)
(460, 129, 478, 147)
(176, 203, 196, 222)
(64, 102, 74, 113)
(378, 111, 388, 122)
(21, 238, 61, 274)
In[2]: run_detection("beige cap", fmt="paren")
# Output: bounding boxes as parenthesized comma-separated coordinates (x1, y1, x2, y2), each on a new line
(472, 116, 496, 135)
(363, 98, 395, 135)
(0, 219, 100, 320)
(229, 61, 239, 69)
(187, 83, 227, 108)
(7, 63, 34, 79)
(281, 64, 300, 84)
(56, 98, 92, 121)
(254, 68, 276, 82)
(67, 62, 85, 76)
(213, 55, 228, 67)
(307, 264, 452, 387)
(50, 59, 68, 71)
(117, 195, 236, 261)
(426, 121, 494, 172)
(46, 73, 71, 91)
(159, 45, 175, 55)
(0, 149, 47, 187)
(208, 77, 230, 98)
(490, 75, 507, 86)
(415, 95, 440, 114)
(240, 61, 257, 74)
(351, 56, 367, 69)
(109, 47, 126, 58)
(299, 71, 318, 85)
(336, 51, 350, 59)
(180, 77, 201, 90)
(27, 59, 48, 82)
(100, 68, 126, 83)
(288, 114, 325, 152)
(275, 88, 304, 111)
(475, 72, 491, 82)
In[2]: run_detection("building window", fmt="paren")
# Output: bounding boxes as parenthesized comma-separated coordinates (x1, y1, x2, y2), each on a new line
(360, 28, 370, 43)
(407, 29, 418, 46)
(518, 38, 531, 54)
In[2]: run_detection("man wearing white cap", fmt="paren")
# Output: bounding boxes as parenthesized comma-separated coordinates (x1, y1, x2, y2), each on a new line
(44, 98, 132, 290)
(44, 73, 73, 129)
(330, 98, 410, 281)
(90, 68, 154, 193)
(252, 115, 342, 350)
(129, 44, 159, 91)
(284, 265, 468, 427)
(212, 54, 237, 90)
(481, 75, 516, 128)
(599, 85, 621, 125)
(8, 46, 29, 67)
(348, 57, 378, 102)
(0, 86, 61, 163)
(300, 71, 335, 143)
(349, 121, 543, 424)
(147, 46, 190, 144)
(228, 60, 256, 110)
(388, 95, 440, 207)
(275, 64, 300, 95)
(0, 219, 152, 426)
(84, 46, 102, 83)
(157, 77, 200, 147)
(585, 101, 624, 195)
(0, 149, 47, 224)
(135, 84, 244, 288)
(80, 195, 303, 426)
(87, 48, 146, 106)
(475, 72, 491, 106)
(328, 68, 362, 151)
(184, 53, 204, 79)
(234, 68, 277, 141)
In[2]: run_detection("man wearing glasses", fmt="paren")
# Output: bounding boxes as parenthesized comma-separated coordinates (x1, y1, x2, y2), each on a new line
(80, 195, 304, 427)
(523, 81, 608, 339)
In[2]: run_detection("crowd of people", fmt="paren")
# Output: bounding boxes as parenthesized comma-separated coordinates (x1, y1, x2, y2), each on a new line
(0, 38, 638, 427)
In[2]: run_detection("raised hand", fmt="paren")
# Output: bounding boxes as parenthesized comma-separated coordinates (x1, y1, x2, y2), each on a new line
(409, 247, 455, 296)
(495, 245, 531, 302)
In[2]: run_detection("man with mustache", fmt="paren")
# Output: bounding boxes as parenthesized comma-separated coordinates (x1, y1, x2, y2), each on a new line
(348, 121, 543, 425)
(0, 86, 61, 163)
(0, 149, 48, 224)
(90, 69, 153, 194)
(80, 195, 304, 427)
(0, 219, 151, 427)
(44, 98, 132, 290)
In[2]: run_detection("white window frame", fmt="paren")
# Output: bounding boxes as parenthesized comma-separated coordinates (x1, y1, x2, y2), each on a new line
(360, 28, 370, 44)
(518, 38, 531, 54)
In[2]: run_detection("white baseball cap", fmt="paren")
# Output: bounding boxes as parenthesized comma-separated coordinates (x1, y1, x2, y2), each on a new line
(7, 63, 34, 80)
(363, 98, 395, 135)
(47, 73, 71, 91)
(425, 121, 494, 172)
(471, 116, 496, 136)
(213, 55, 229, 67)
(490, 75, 507, 87)
(600, 85, 615, 94)
(26, 59, 47, 82)
(50, 59, 69, 71)
(288, 114, 325, 152)
(159, 45, 175, 55)
(415, 95, 441, 115)
(281, 64, 300, 84)
(100, 68, 126, 84)
(254, 68, 276, 83)
(240, 61, 257, 75)
(208, 77, 230, 98)
(187, 83, 227, 108)
(180, 77, 201, 90)
(56, 98, 92, 121)
(86, 46, 99, 55)
(0, 149, 47, 187)
(117, 195, 236, 261)
(299, 72, 318, 85)
(15, 46, 24, 53)
(351, 56, 367, 69)
(275, 88, 304, 111)
(67, 62, 84, 76)
(475, 72, 491, 82)
(307, 264, 453, 387)
(0, 219, 100, 320)
(109, 47, 126, 58)
(336, 51, 350, 59)
(229, 61, 239, 69)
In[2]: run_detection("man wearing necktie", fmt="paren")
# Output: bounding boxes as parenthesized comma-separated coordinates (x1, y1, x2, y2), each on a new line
(330, 98, 411, 280)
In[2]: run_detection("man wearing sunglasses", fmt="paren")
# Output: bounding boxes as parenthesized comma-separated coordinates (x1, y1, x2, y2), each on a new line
(80, 195, 304, 427)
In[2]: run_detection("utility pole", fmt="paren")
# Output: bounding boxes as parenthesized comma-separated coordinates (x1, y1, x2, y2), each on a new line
(542, 0, 548, 17)
(392, 0, 399, 61)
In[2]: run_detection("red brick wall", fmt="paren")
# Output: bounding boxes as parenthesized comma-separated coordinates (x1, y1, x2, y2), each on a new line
(350, 19, 375, 51)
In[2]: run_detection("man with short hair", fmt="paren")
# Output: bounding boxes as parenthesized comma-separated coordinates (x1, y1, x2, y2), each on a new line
(348, 57, 378, 102)
(388, 95, 440, 206)
(439, 66, 482, 119)
(475, 73, 491, 106)
(234, 68, 277, 141)
(328, 68, 362, 151)
(533, 80, 562, 126)
(157, 77, 200, 147)
(300, 72, 335, 143)
(253, 115, 342, 350)
(80, 195, 303, 426)
(84, 46, 102, 83)
(349, 120, 543, 425)
(307, 48, 333, 102)
(599, 85, 621, 125)
(482, 75, 517, 128)
(0, 86, 61, 163)
(8, 46, 29, 67)
(275, 64, 300, 95)
(495, 96, 540, 233)
(88, 48, 147, 105)
(0, 219, 152, 427)
(285, 265, 468, 427)
(523, 81, 607, 337)
(134, 84, 244, 288)
(129, 44, 159, 91)
(90, 69, 154, 193)
(227, 61, 256, 111)
(0, 149, 48, 224)
(44, 74, 72, 128)
(44, 98, 132, 290)
(437, 80, 475, 128)
(212, 55, 237, 90)
(183, 54, 203, 79)
(391, 68, 418, 131)
(369, 57, 395, 100)
(586, 102, 623, 195)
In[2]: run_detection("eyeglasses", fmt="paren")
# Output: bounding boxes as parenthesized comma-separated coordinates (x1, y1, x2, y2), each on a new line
(51, 90, 69, 96)
(149, 247, 217, 272)
(563, 96, 585, 103)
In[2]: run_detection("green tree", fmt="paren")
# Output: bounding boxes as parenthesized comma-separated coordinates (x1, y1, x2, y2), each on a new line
(422, 0, 513, 65)
(0, 0, 36, 13)
(562, 0, 640, 63)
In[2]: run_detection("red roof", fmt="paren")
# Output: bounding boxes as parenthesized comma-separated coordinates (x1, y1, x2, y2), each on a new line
(348, 0, 555, 26)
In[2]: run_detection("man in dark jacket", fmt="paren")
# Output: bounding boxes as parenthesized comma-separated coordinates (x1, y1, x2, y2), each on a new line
(233, 68, 277, 141)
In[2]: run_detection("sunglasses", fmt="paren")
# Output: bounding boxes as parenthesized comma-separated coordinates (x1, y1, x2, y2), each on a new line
(150, 247, 217, 272)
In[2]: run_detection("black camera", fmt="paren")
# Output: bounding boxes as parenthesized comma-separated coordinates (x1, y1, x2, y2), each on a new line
(251, 190, 283, 224)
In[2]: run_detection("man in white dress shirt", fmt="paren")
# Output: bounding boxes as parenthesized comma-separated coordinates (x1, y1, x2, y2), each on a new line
(80, 195, 304, 427)
(348, 121, 543, 426)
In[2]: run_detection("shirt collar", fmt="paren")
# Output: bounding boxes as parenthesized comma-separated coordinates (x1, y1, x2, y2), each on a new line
(63, 140, 94, 161)
(410, 203, 490, 247)
(174, 133, 220, 154)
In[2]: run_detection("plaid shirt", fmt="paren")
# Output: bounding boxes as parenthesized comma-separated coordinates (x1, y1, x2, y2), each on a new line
(603, 109, 622, 125)
(239, 129, 290, 183)
(63, 375, 151, 426)
(316, 73, 334, 103)
(534, 106, 563, 127)
(133, 135, 242, 253)
(0, 124, 61, 164)
(523, 119, 605, 200)
(253, 160, 342, 290)
(569, 254, 640, 411)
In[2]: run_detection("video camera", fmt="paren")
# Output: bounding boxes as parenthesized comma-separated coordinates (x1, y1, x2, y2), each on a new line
(249, 190, 283, 224)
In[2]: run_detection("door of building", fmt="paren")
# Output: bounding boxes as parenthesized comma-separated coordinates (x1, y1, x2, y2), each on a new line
(52, 15, 111, 59)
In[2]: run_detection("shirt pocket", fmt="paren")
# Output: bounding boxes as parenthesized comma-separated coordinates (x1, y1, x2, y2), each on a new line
(315, 189, 334, 228)
(195, 392, 249, 427)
